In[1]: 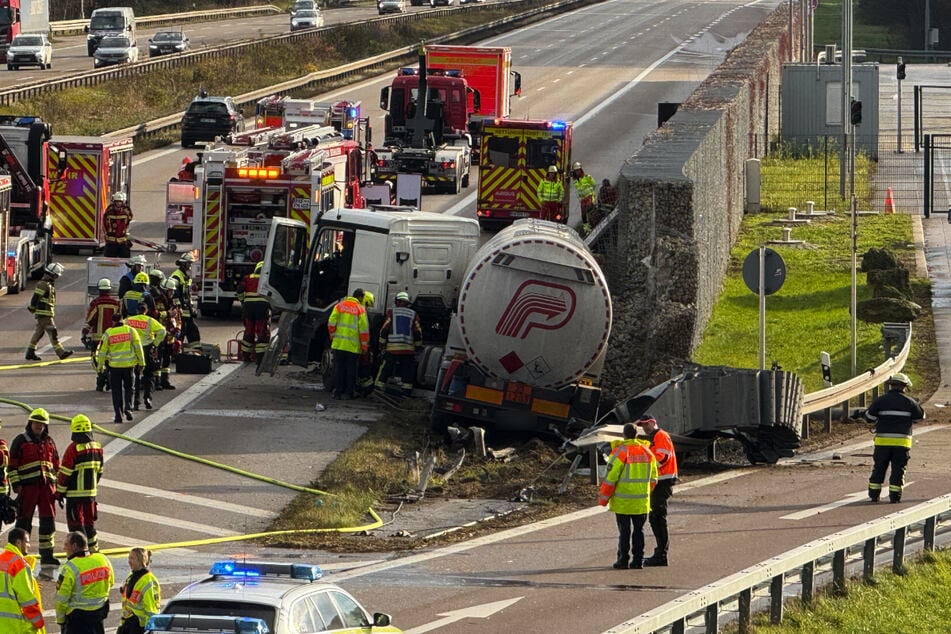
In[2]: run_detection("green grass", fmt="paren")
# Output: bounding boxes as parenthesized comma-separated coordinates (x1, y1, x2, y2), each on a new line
(813, 0, 910, 57)
(730, 549, 951, 633)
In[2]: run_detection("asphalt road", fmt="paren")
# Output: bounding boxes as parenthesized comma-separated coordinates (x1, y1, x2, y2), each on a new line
(14, 1, 938, 632)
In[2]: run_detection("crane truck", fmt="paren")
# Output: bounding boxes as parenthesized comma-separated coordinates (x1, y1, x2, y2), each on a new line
(424, 45, 521, 161)
(375, 45, 473, 194)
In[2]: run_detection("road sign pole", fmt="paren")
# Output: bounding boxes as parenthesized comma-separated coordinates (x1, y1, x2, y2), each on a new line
(759, 245, 766, 370)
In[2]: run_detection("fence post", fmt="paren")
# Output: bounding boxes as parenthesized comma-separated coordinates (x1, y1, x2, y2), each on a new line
(923, 134, 931, 218)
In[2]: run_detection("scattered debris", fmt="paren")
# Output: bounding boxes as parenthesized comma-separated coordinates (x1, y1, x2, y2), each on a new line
(488, 447, 517, 462)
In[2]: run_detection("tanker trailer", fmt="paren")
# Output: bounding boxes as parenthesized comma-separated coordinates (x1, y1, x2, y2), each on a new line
(431, 218, 612, 436)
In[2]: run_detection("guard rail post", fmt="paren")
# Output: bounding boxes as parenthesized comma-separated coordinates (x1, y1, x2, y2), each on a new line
(769, 575, 783, 624)
(892, 527, 907, 574)
(832, 549, 846, 595)
(801, 560, 815, 603)
(924, 516, 937, 550)
(862, 538, 875, 583)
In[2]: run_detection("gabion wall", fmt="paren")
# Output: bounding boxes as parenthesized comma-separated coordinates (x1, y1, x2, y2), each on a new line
(601, 2, 801, 399)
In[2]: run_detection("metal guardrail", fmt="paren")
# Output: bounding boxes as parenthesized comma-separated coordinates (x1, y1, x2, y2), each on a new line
(0, 0, 542, 107)
(49, 5, 283, 37)
(606, 493, 951, 633)
(801, 322, 910, 416)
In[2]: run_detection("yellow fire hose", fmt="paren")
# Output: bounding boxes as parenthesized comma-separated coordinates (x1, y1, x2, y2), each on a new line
(0, 396, 382, 557)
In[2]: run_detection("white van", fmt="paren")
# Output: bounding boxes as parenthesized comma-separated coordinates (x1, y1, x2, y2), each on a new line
(85, 7, 135, 57)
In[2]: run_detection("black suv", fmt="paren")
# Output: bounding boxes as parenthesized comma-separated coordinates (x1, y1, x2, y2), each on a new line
(180, 95, 245, 148)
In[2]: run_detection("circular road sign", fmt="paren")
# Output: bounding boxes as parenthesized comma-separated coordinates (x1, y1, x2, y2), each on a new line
(742, 247, 787, 295)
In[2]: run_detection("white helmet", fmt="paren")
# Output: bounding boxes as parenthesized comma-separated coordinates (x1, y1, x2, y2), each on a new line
(547, 165, 558, 174)
(395, 291, 411, 303)
(112, 192, 127, 203)
(45, 262, 64, 277)
(572, 161, 582, 171)
(888, 372, 912, 388)
(176, 252, 196, 265)
(97, 278, 112, 290)
(128, 254, 147, 267)
(162, 278, 178, 291)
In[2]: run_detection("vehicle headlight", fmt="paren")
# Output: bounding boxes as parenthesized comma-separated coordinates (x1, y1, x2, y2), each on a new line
(149, 44, 158, 50)
(175, 44, 184, 50)
(35, 52, 44, 61)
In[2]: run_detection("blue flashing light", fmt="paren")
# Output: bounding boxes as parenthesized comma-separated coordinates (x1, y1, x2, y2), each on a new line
(348, 107, 358, 118)
(208, 561, 322, 581)
(548, 120, 567, 131)
(398, 67, 419, 76)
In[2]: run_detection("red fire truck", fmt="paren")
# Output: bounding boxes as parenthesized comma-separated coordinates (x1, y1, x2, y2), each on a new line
(476, 118, 573, 230)
(255, 96, 363, 139)
(47, 135, 134, 249)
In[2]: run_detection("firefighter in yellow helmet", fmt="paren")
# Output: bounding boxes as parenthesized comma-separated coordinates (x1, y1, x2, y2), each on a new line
(861, 373, 925, 503)
(55, 416, 103, 553)
(122, 271, 154, 318)
(9, 408, 60, 567)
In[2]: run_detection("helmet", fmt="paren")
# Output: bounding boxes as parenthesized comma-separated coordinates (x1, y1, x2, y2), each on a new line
(547, 165, 558, 174)
(149, 269, 166, 282)
(28, 408, 49, 425)
(45, 262, 64, 277)
(176, 253, 196, 265)
(97, 278, 112, 291)
(888, 372, 912, 387)
(254, 261, 264, 274)
(162, 278, 178, 291)
(572, 162, 582, 171)
(134, 272, 150, 285)
(361, 290, 375, 308)
(70, 414, 92, 434)
(128, 254, 147, 267)
(112, 192, 127, 203)
(395, 291, 410, 303)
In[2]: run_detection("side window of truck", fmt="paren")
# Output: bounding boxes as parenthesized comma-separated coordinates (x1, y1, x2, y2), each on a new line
(308, 229, 355, 308)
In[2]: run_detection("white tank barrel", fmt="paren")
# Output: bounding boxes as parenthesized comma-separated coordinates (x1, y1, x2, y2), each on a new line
(457, 219, 612, 389)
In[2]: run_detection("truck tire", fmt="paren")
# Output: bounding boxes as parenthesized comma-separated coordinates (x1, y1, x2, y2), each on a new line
(8, 256, 26, 295)
(462, 170, 470, 188)
(416, 345, 443, 389)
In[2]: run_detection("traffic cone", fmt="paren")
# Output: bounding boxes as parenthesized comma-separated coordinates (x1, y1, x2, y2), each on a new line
(884, 187, 895, 214)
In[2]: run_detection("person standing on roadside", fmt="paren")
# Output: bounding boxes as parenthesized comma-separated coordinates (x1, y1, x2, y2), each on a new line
(536, 165, 565, 222)
(862, 372, 925, 503)
(9, 408, 60, 567)
(117, 548, 161, 634)
(103, 192, 133, 259)
(0, 527, 46, 633)
(569, 161, 597, 227)
(171, 253, 201, 352)
(599, 422, 657, 570)
(55, 531, 113, 634)
(637, 414, 678, 567)
(55, 415, 104, 554)
(327, 288, 370, 400)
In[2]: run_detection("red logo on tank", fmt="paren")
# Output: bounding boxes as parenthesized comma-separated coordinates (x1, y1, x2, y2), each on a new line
(495, 280, 576, 339)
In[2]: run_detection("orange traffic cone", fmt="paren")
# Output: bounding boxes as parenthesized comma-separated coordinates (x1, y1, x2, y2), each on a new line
(884, 187, 895, 214)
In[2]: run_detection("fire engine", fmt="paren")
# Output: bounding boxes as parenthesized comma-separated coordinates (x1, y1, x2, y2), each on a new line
(476, 118, 573, 230)
(255, 95, 363, 139)
(187, 122, 375, 316)
(0, 174, 18, 295)
(47, 135, 134, 249)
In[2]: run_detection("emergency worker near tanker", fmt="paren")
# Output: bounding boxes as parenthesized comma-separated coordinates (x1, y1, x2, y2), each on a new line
(637, 414, 678, 566)
(537, 165, 565, 222)
(328, 289, 370, 400)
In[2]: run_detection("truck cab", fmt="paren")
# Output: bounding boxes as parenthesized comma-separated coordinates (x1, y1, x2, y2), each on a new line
(256, 207, 480, 389)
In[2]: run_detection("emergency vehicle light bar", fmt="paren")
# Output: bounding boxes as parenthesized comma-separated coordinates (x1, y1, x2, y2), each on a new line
(145, 614, 270, 634)
(208, 560, 323, 581)
(236, 167, 280, 180)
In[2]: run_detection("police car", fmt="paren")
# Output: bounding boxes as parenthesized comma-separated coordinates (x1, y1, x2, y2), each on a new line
(146, 560, 402, 633)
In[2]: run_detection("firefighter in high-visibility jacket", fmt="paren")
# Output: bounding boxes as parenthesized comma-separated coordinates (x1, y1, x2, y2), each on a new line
(0, 527, 45, 633)
(599, 423, 657, 570)
(636, 414, 678, 567)
(375, 291, 422, 395)
(26, 262, 72, 362)
(118, 547, 161, 634)
(863, 372, 925, 503)
(9, 408, 60, 567)
(96, 314, 145, 424)
(82, 278, 122, 392)
(327, 289, 370, 400)
(55, 415, 104, 554)
(55, 531, 113, 633)
(569, 161, 597, 227)
(536, 165, 565, 222)
(236, 262, 271, 363)
(126, 304, 166, 411)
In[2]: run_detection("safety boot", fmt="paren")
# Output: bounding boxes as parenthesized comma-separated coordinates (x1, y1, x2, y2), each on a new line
(57, 349, 73, 360)
(39, 550, 60, 566)
(161, 377, 176, 390)
(144, 397, 153, 410)
(643, 556, 668, 567)
(889, 493, 902, 504)
(25, 349, 41, 361)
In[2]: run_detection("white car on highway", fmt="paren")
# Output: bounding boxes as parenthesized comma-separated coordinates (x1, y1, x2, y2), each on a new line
(6, 33, 52, 70)
(290, 9, 324, 31)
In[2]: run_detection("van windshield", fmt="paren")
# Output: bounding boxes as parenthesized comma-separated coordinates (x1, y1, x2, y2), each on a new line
(91, 14, 126, 29)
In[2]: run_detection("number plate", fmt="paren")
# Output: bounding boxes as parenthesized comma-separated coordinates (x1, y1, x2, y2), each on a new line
(510, 212, 529, 218)
(200, 118, 217, 123)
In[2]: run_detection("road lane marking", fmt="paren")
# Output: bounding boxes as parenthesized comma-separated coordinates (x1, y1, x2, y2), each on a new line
(781, 482, 917, 520)
(98, 479, 273, 517)
(95, 503, 243, 536)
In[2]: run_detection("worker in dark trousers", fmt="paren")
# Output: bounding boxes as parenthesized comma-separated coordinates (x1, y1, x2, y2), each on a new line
(862, 373, 925, 503)
(236, 262, 271, 363)
(171, 253, 201, 352)
(637, 414, 678, 566)
(96, 314, 145, 424)
(375, 291, 422, 396)
(8, 408, 60, 567)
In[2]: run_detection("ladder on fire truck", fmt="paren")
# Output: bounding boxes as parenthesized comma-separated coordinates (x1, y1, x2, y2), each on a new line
(268, 125, 342, 151)
(228, 126, 284, 147)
